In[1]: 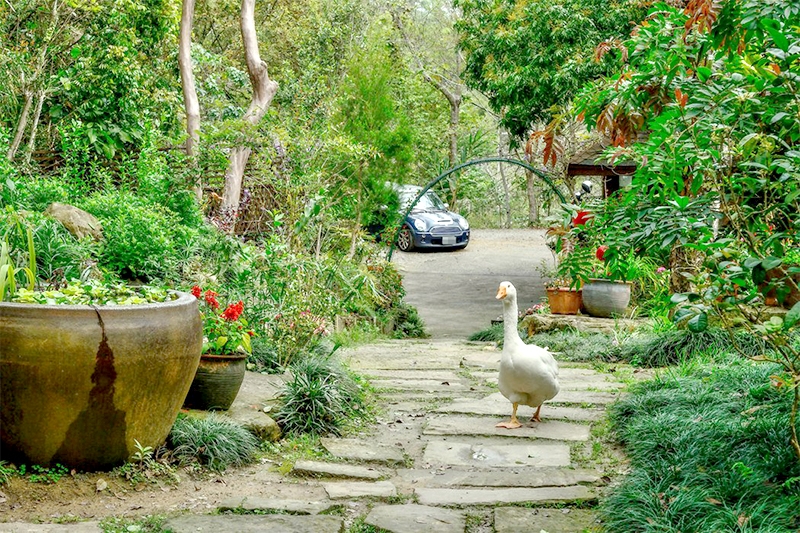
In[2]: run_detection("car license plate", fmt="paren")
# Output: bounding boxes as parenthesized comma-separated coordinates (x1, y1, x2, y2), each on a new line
(442, 236, 456, 245)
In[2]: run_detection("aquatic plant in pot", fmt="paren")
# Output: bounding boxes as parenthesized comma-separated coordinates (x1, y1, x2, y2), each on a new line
(0, 274, 202, 470)
(182, 287, 254, 411)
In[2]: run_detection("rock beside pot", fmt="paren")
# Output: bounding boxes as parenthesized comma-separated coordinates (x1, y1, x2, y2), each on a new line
(45, 202, 103, 241)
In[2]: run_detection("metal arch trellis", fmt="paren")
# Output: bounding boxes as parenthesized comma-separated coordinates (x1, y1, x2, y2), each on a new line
(387, 156, 567, 261)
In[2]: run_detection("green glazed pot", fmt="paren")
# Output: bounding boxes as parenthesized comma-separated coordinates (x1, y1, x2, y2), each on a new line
(581, 278, 632, 318)
(182, 353, 247, 411)
(0, 292, 202, 470)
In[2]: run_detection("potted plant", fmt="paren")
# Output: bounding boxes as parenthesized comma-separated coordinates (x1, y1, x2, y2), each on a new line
(182, 286, 255, 411)
(0, 276, 202, 470)
(538, 259, 582, 315)
(580, 245, 636, 318)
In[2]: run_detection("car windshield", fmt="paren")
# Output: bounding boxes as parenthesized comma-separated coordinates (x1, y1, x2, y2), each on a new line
(400, 190, 447, 211)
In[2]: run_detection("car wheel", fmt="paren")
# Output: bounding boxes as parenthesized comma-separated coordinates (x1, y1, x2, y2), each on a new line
(397, 225, 415, 252)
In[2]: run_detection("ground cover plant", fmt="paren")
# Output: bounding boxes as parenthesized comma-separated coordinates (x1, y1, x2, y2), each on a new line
(603, 360, 800, 532)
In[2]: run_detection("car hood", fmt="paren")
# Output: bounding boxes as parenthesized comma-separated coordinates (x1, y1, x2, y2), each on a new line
(408, 210, 460, 225)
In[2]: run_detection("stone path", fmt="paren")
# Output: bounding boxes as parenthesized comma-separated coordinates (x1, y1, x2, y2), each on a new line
(165, 339, 626, 532)
(4, 338, 633, 533)
(169, 338, 625, 532)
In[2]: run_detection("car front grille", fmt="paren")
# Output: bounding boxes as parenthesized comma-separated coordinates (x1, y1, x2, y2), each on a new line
(430, 226, 462, 235)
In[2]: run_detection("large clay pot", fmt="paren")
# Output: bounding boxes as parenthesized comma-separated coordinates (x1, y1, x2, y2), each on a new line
(581, 279, 632, 318)
(182, 353, 247, 411)
(0, 292, 202, 470)
(546, 288, 582, 315)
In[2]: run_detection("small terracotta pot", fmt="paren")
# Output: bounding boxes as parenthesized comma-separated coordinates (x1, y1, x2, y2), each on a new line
(546, 287, 582, 315)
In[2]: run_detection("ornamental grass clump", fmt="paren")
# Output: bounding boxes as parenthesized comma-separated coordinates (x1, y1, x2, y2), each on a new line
(274, 355, 370, 437)
(603, 361, 800, 532)
(168, 414, 258, 471)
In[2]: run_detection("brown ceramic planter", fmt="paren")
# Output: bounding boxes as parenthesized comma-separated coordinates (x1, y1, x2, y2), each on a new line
(0, 292, 202, 470)
(546, 287, 582, 315)
(182, 353, 247, 411)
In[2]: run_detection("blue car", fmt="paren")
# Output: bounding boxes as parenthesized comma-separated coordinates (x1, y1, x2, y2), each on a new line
(395, 185, 470, 252)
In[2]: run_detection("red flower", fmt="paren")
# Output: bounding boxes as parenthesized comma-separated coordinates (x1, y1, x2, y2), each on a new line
(596, 245, 609, 261)
(191, 285, 202, 298)
(221, 301, 244, 321)
(572, 210, 593, 227)
(204, 290, 220, 309)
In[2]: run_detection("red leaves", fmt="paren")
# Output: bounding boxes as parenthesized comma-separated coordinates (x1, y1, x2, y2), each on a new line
(684, 0, 721, 34)
(596, 103, 643, 147)
(675, 88, 688, 109)
(527, 121, 564, 167)
(594, 38, 629, 63)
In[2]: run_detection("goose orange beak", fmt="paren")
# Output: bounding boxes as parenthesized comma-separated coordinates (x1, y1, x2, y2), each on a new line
(496, 285, 507, 300)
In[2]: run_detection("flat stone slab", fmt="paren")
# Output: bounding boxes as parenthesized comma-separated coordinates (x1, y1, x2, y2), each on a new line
(365, 504, 465, 533)
(292, 459, 383, 480)
(494, 507, 599, 533)
(424, 415, 590, 441)
(423, 441, 571, 468)
(521, 314, 646, 335)
(371, 379, 468, 392)
(415, 485, 596, 506)
(435, 398, 603, 422)
(0, 524, 102, 533)
(217, 496, 336, 515)
(485, 390, 620, 406)
(322, 480, 397, 499)
(398, 467, 601, 488)
(365, 370, 462, 381)
(163, 514, 343, 533)
(321, 437, 405, 465)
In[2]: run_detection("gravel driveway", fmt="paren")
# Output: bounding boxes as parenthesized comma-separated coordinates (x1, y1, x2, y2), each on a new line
(391, 228, 554, 339)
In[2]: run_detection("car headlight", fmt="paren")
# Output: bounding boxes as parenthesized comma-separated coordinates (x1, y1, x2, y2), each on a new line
(413, 219, 428, 232)
(457, 217, 469, 230)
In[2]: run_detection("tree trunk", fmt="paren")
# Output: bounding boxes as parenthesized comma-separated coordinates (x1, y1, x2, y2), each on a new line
(24, 91, 46, 164)
(498, 131, 512, 228)
(219, 0, 279, 233)
(669, 243, 703, 294)
(8, 91, 33, 162)
(178, 0, 201, 200)
(525, 169, 539, 226)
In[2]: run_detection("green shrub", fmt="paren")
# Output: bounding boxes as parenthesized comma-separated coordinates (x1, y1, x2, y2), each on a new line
(274, 354, 370, 437)
(527, 329, 619, 362)
(468, 323, 505, 342)
(603, 361, 800, 532)
(389, 302, 427, 339)
(248, 336, 282, 374)
(81, 191, 195, 280)
(169, 414, 259, 471)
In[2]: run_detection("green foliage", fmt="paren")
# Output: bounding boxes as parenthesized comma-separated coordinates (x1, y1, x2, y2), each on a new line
(27, 463, 68, 484)
(99, 515, 168, 533)
(387, 302, 428, 339)
(274, 354, 371, 437)
(604, 362, 800, 532)
(81, 191, 195, 281)
(620, 328, 769, 368)
(468, 323, 505, 343)
(169, 414, 259, 471)
(11, 279, 173, 305)
(455, 0, 646, 138)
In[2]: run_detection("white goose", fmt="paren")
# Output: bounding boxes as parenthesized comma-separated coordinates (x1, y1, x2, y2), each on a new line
(495, 281, 560, 428)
